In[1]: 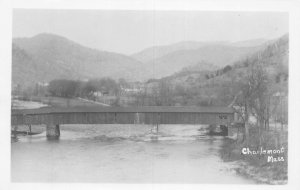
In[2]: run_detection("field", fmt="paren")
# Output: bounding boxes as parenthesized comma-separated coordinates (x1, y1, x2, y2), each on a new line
(19, 95, 106, 108)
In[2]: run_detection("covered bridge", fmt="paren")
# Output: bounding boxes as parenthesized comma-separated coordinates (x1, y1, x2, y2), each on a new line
(11, 106, 234, 138)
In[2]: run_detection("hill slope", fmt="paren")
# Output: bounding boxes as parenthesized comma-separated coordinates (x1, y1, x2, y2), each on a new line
(132, 39, 268, 78)
(12, 33, 145, 86)
(132, 41, 228, 63)
(142, 45, 262, 78)
(146, 34, 288, 106)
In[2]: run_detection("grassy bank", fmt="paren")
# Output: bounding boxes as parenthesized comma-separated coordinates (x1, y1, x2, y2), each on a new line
(17, 95, 105, 108)
(220, 126, 288, 184)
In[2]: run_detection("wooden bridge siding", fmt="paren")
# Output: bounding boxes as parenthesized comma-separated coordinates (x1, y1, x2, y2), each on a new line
(144, 113, 156, 124)
(116, 112, 135, 124)
(159, 112, 233, 124)
(11, 112, 234, 126)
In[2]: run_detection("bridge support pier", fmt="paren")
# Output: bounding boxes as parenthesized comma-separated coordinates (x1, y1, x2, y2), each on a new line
(220, 125, 228, 136)
(46, 124, 60, 139)
(208, 124, 228, 136)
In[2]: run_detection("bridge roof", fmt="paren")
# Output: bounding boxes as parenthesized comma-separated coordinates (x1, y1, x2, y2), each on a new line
(12, 106, 234, 115)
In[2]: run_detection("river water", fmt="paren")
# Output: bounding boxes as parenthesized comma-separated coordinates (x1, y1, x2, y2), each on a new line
(11, 100, 254, 183)
(11, 124, 255, 183)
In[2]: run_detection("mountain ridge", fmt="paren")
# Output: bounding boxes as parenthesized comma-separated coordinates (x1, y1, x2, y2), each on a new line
(12, 33, 286, 88)
(12, 33, 146, 86)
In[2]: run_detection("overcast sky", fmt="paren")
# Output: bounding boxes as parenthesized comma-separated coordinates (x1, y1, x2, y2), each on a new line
(13, 10, 288, 55)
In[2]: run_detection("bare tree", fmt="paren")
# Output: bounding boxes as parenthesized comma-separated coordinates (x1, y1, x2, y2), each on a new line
(233, 63, 271, 142)
(247, 63, 271, 133)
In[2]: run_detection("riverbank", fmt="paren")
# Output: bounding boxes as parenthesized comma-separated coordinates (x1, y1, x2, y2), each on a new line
(15, 96, 106, 108)
(219, 127, 288, 184)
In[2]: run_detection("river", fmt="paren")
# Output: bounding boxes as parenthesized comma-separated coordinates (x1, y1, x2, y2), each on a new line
(11, 123, 255, 183)
(11, 99, 255, 183)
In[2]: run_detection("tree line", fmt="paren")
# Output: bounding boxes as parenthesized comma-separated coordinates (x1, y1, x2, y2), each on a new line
(48, 78, 123, 99)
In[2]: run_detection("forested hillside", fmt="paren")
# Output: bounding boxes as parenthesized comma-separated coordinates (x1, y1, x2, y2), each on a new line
(142, 34, 288, 107)
(12, 33, 145, 87)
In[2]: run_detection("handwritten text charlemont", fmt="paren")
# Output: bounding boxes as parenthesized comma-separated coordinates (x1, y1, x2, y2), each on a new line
(242, 147, 285, 163)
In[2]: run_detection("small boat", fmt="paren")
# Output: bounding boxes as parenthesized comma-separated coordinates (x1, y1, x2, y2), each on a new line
(11, 130, 41, 136)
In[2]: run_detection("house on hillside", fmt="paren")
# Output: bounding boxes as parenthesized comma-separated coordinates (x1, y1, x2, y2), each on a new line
(120, 82, 146, 96)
